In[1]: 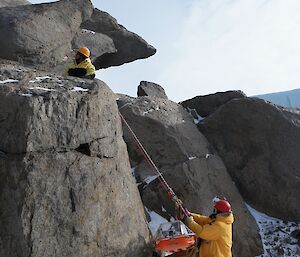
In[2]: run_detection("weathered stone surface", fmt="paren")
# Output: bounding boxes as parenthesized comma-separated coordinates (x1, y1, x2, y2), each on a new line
(137, 81, 168, 99)
(0, 64, 114, 154)
(118, 95, 263, 257)
(72, 29, 117, 59)
(0, 0, 93, 68)
(180, 90, 246, 117)
(0, 64, 151, 257)
(81, 9, 156, 69)
(198, 97, 300, 221)
(0, 0, 30, 8)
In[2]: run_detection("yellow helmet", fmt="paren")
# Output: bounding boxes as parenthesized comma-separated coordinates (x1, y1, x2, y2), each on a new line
(78, 47, 90, 58)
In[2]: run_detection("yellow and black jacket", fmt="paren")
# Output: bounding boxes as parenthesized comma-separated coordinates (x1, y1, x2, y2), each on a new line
(66, 58, 96, 79)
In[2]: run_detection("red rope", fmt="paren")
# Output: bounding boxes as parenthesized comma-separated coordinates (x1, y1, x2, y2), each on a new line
(119, 111, 189, 216)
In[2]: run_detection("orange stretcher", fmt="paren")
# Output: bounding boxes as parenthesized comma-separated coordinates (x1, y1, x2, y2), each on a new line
(154, 221, 196, 253)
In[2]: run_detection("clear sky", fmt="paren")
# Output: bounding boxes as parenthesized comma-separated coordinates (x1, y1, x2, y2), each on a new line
(31, 0, 300, 101)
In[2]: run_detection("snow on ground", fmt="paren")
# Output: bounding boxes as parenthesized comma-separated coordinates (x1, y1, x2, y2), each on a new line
(0, 79, 18, 84)
(147, 209, 168, 236)
(71, 86, 89, 92)
(186, 107, 204, 124)
(81, 29, 96, 34)
(144, 175, 159, 184)
(21, 93, 33, 97)
(247, 204, 300, 257)
(29, 76, 52, 83)
(29, 87, 55, 91)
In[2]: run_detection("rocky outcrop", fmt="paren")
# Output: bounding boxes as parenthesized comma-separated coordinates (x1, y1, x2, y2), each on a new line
(198, 97, 300, 221)
(118, 95, 263, 257)
(180, 90, 246, 117)
(0, 2, 156, 72)
(0, 62, 151, 257)
(0, 0, 30, 8)
(81, 9, 156, 69)
(0, 0, 93, 68)
(137, 81, 168, 99)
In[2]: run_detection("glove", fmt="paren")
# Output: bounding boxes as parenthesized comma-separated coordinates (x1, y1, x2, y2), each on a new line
(177, 207, 185, 220)
(182, 215, 194, 225)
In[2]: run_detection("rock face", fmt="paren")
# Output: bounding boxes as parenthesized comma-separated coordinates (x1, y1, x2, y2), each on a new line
(180, 90, 246, 117)
(198, 97, 300, 221)
(0, 0, 94, 68)
(81, 9, 156, 69)
(72, 29, 117, 59)
(0, 0, 30, 7)
(137, 81, 168, 99)
(0, 3, 156, 72)
(0, 63, 151, 257)
(118, 95, 263, 257)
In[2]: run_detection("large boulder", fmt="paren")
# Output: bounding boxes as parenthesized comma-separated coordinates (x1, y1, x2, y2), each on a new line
(0, 2, 156, 72)
(137, 81, 168, 99)
(0, 62, 151, 257)
(0, 0, 30, 8)
(180, 90, 246, 117)
(198, 97, 300, 221)
(118, 95, 263, 257)
(0, 0, 93, 68)
(81, 9, 156, 69)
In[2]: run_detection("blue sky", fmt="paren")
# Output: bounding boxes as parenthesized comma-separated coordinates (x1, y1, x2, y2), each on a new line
(31, 0, 300, 101)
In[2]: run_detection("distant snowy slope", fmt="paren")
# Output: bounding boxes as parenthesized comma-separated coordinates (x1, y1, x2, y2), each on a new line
(256, 88, 300, 108)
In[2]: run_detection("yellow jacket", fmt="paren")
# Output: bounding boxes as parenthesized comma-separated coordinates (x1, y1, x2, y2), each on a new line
(66, 58, 96, 78)
(187, 212, 234, 257)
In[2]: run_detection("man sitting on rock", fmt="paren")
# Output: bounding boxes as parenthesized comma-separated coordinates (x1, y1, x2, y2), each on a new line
(179, 198, 234, 257)
(66, 47, 96, 79)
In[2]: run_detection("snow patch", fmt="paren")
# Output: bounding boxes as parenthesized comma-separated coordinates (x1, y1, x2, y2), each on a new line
(0, 79, 18, 84)
(188, 156, 197, 160)
(29, 76, 52, 83)
(186, 107, 204, 124)
(71, 86, 89, 92)
(29, 87, 55, 91)
(147, 209, 168, 236)
(144, 175, 158, 184)
(20, 93, 33, 97)
(81, 29, 96, 34)
(247, 204, 300, 257)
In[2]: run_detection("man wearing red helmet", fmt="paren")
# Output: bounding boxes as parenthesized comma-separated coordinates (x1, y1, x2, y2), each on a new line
(66, 47, 96, 79)
(182, 198, 234, 257)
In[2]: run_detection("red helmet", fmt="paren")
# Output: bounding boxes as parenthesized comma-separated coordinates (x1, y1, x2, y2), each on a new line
(214, 200, 231, 213)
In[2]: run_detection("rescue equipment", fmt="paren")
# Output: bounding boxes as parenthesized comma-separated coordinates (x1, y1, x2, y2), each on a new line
(119, 112, 195, 254)
(155, 221, 196, 253)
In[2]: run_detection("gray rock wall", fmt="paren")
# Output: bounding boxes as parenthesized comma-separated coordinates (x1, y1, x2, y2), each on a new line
(0, 2, 156, 72)
(198, 97, 300, 221)
(0, 0, 30, 8)
(0, 0, 93, 68)
(81, 9, 156, 69)
(118, 95, 263, 257)
(0, 64, 151, 257)
(180, 90, 246, 117)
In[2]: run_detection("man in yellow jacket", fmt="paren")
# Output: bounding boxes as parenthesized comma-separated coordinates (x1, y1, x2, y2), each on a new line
(183, 199, 234, 257)
(66, 47, 96, 79)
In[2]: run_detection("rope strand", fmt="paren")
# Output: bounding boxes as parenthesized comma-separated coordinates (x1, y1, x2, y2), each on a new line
(119, 111, 189, 217)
